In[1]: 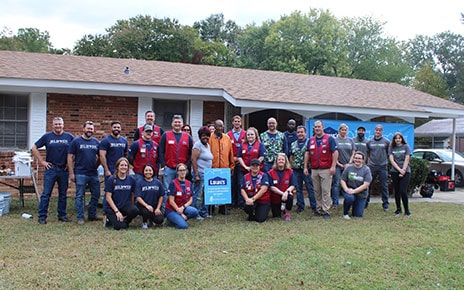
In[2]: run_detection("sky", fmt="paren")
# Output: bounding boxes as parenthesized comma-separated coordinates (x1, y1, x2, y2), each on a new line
(1, 0, 464, 49)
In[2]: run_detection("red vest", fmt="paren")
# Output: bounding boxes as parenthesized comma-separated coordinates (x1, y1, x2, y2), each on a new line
(132, 138, 158, 175)
(166, 179, 192, 211)
(268, 168, 293, 204)
(138, 125, 162, 144)
(164, 131, 190, 168)
(241, 141, 261, 171)
(308, 134, 332, 169)
(244, 172, 270, 204)
(227, 129, 246, 157)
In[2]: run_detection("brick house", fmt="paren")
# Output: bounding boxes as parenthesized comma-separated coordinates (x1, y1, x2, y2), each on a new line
(1, 50, 464, 195)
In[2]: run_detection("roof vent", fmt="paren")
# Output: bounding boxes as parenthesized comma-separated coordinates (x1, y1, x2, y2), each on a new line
(124, 67, 130, 74)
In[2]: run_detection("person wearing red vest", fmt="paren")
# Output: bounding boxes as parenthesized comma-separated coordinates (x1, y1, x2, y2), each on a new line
(128, 124, 158, 182)
(303, 120, 338, 220)
(158, 114, 193, 192)
(165, 163, 201, 229)
(133, 110, 164, 144)
(238, 127, 266, 173)
(268, 153, 297, 221)
(227, 115, 247, 208)
(241, 159, 270, 223)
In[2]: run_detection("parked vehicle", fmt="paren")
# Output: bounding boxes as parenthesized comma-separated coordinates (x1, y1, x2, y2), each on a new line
(413, 149, 464, 187)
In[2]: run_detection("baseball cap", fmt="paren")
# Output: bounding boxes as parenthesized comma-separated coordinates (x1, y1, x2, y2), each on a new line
(357, 126, 366, 131)
(144, 124, 154, 132)
(250, 159, 260, 166)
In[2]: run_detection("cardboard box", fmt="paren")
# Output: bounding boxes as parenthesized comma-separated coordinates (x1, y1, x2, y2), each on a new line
(14, 162, 31, 176)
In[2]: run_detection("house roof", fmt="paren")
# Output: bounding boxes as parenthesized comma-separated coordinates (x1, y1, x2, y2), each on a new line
(1, 50, 464, 121)
(415, 118, 464, 137)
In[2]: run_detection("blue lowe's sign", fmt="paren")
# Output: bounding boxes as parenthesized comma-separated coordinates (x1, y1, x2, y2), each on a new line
(204, 168, 231, 205)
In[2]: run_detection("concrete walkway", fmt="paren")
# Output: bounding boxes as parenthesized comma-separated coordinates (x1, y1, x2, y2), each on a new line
(369, 187, 464, 205)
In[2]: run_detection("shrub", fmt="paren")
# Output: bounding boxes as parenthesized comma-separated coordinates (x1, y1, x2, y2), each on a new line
(408, 157, 430, 195)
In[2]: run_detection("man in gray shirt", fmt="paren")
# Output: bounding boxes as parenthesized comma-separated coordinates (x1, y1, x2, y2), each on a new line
(366, 124, 390, 210)
(352, 126, 368, 155)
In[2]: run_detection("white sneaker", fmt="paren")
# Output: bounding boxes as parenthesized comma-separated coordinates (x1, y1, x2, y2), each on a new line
(343, 214, 351, 220)
(141, 222, 148, 229)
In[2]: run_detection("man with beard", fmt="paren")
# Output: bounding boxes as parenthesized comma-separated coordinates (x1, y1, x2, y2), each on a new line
(284, 119, 297, 157)
(260, 117, 288, 172)
(32, 117, 74, 224)
(99, 121, 128, 179)
(133, 110, 164, 144)
(68, 121, 101, 225)
(352, 126, 368, 156)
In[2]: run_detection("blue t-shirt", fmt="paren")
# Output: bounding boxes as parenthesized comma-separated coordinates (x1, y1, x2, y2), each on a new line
(103, 175, 136, 213)
(99, 134, 128, 174)
(68, 136, 100, 176)
(135, 177, 165, 207)
(34, 131, 74, 167)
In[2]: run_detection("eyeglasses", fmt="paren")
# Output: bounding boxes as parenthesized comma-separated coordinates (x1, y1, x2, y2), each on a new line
(182, 128, 191, 132)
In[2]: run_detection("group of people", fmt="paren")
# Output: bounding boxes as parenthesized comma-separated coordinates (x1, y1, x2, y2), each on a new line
(32, 112, 412, 230)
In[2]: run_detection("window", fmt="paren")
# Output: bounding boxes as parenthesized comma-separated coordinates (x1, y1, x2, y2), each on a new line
(0, 94, 28, 149)
(153, 99, 188, 130)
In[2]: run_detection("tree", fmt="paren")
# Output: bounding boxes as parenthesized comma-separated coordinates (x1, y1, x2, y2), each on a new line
(413, 62, 450, 99)
(0, 27, 57, 53)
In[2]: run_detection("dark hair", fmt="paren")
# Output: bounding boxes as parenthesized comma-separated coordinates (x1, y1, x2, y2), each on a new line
(182, 124, 192, 136)
(142, 164, 155, 179)
(111, 121, 121, 126)
(296, 125, 306, 131)
(145, 110, 155, 117)
(83, 120, 93, 127)
(197, 126, 211, 138)
(390, 132, 407, 148)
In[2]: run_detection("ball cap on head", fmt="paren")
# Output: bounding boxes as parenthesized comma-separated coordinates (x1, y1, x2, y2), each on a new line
(250, 159, 260, 166)
(357, 126, 366, 131)
(144, 124, 154, 132)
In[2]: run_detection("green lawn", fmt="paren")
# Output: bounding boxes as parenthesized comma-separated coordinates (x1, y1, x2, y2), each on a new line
(0, 198, 462, 289)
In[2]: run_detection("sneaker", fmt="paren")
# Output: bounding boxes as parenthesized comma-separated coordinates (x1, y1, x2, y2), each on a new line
(141, 222, 148, 229)
(313, 210, 321, 216)
(58, 217, 71, 222)
(195, 216, 204, 222)
(343, 214, 351, 220)
(77, 219, 85, 225)
(394, 210, 402, 216)
(296, 207, 304, 214)
(383, 205, 389, 212)
(405, 211, 412, 216)
(323, 213, 331, 220)
(38, 218, 47, 225)
(104, 217, 111, 228)
(284, 213, 291, 221)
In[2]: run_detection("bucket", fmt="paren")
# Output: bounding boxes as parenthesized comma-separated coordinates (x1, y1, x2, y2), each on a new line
(0, 192, 12, 215)
(0, 195, 4, 217)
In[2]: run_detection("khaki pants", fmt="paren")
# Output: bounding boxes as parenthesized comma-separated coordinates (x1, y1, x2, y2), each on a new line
(311, 168, 333, 214)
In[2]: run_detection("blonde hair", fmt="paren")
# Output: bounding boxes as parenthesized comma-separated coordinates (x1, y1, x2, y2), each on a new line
(272, 153, 292, 170)
(247, 127, 260, 142)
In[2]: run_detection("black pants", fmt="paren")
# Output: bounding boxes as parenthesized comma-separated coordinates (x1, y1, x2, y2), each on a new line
(391, 172, 410, 213)
(106, 203, 139, 230)
(244, 202, 270, 223)
(270, 194, 294, 217)
(136, 203, 164, 225)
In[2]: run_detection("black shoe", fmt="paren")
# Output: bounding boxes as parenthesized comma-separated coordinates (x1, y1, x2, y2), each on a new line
(405, 211, 411, 216)
(38, 219, 47, 225)
(323, 213, 331, 220)
(394, 210, 402, 216)
(247, 214, 255, 221)
(296, 207, 304, 214)
(218, 206, 229, 215)
(88, 216, 102, 221)
(58, 217, 71, 222)
(313, 210, 321, 216)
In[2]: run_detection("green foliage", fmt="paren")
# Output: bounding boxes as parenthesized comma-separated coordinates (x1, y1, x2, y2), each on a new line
(1, 27, 51, 53)
(413, 62, 450, 98)
(408, 157, 430, 195)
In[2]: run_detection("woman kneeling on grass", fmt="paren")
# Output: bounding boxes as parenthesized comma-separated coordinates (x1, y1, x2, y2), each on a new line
(241, 158, 270, 222)
(340, 152, 372, 220)
(268, 153, 296, 221)
(135, 164, 165, 229)
(165, 163, 201, 229)
(104, 157, 139, 230)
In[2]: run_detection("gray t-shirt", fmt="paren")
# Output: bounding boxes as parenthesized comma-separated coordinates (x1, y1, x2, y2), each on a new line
(388, 144, 411, 173)
(335, 136, 355, 165)
(366, 136, 390, 167)
(352, 136, 368, 156)
(192, 140, 213, 176)
(341, 164, 373, 199)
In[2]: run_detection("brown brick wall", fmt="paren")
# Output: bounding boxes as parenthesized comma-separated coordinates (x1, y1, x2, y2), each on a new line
(203, 101, 224, 126)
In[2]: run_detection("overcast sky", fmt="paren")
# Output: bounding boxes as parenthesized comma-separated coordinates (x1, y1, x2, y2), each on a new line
(1, 0, 463, 49)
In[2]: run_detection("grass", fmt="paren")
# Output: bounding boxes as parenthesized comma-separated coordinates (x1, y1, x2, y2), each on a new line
(0, 197, 463, 289)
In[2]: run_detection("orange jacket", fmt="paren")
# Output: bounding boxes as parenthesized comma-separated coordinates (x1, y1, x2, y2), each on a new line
(209, 133, 235, 170)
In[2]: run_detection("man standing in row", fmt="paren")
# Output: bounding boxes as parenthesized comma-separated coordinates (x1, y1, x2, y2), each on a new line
(68, 121, 101, 225)
(99, 121, 128, 180)
(304, 120, 338, 220)
(352, 126, 368, 156)
(260, 117, 287, 172)
(32, 117, 74, 224)
(133, 110, 164, 144)
(284, 119, 297, 156)
(128, 124, 158, 182)
(226, 115, 246, 208)
(366, 124, 390, 211)
(209, 119, 235, 215)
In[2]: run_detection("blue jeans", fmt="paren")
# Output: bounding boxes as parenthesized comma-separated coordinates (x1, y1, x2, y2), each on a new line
(294, 169, 316, 210)
(192, 172, 208, 217)
(232, 166, 244, 206)
(368, 166, 389, 208)
(75, 174, 101, 220)
(342, 190, 367, 217)
(38, 167, 69, 220)
(263, 161, 273, 173)
(331, 166, 343, 206)
(165, 206, 199, 229)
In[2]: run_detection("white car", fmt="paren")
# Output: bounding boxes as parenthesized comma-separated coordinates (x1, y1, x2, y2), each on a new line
(413, 149, 464, 187)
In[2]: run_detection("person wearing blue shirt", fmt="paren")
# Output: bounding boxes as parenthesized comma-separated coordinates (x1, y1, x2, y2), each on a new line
(67, 121, 101, 225)
(32, 117, 74, 224)
(103, 157, 138, 230)
(135, 164, 165, 229)
(99, 121, 128, 178)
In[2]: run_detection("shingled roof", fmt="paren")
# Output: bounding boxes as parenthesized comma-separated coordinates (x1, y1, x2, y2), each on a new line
(415, 118, 464, 137)
(1, 50, 464, 121)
